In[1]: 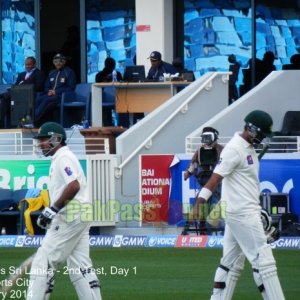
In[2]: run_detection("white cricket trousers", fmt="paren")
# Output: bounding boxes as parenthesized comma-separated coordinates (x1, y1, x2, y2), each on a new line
(26, 215, 101, 300)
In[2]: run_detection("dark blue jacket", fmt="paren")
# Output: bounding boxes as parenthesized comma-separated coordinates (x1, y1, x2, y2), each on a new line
(147, 61, 177, 80)
(44, 66, 76, 95)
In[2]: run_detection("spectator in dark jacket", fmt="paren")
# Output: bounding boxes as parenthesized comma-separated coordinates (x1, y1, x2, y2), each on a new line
(15, 56, 46, 92)
(0, 56, 45, 128)
(146, 51, 177, 81)
(34, 53, 76, 127)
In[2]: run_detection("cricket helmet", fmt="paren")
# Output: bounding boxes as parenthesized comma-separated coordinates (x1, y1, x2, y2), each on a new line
(244, 110, 273, 137)
(34, 122, 66, 141)
(33, 122, 66, 156)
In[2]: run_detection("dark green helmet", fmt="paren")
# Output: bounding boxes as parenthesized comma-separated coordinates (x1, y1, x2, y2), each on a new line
(244, 110, 273, 137)
(33, 122, 66, 141)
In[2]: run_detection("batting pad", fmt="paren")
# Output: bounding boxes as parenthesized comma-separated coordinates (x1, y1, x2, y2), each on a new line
(258, 245, 285, 300)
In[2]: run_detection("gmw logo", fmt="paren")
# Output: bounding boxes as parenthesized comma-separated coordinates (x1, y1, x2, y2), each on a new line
(275, 238, 300, 249)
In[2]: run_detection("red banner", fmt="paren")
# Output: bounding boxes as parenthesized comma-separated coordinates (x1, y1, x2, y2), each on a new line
(175, 235, 208, 248)
(140, 155, 174, 223)
(136, 25, 151, 32)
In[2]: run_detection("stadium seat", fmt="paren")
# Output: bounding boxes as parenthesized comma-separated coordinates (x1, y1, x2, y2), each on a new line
(60, 83, 91, 128)
(274, 111, 300, 136)
(0, 188, 28, 234)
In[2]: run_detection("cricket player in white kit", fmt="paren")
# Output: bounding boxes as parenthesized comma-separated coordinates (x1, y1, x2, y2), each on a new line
(26, 122, 101, 300)
(193, 110, 285, 300)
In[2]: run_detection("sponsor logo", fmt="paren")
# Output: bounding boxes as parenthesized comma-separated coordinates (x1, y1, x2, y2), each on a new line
(89, 236, 114, 247)
(176, 235, 208, 248)
(15, 236, 44, 247)
(146, 235, 177, 247)
(113, 235, 123, 247)
(0, 236, 17, 247)
(271, 237, 300, 249)
(113, 235, 147, 247)
(15, 236, 26, 247)
(207, 236, 223, 248)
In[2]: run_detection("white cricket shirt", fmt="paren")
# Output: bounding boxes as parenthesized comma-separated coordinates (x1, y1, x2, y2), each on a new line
(213, 132, 261, 214)
(48, 146, 90, 208)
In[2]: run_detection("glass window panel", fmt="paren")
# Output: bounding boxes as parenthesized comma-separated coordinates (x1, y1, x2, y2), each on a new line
(86, 0, 136, 83)
(1, 0, 35, 84)
(184, 0, 300, 94)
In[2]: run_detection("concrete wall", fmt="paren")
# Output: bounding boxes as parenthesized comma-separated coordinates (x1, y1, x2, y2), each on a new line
(114, 73, 229, 223)
(136, 0, 174, 73)
(186, 71, 300, 140)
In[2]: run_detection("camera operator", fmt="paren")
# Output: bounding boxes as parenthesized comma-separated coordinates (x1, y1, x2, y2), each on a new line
(184, 127, 224, 233)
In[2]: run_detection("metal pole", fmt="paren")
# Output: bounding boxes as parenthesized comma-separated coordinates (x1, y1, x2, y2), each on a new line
(251, 0, 256, 89)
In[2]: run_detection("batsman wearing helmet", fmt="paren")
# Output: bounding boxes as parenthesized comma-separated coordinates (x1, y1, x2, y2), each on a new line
(26, 122, 101, 300)
(193, 110, 285, 300)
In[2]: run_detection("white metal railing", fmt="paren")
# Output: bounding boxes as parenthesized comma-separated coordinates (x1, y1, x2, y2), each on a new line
(0, 132, 23, 154)
(185, 135, 300, 154)
(86, 154, 118, 225)
(0, 135, 110, 156)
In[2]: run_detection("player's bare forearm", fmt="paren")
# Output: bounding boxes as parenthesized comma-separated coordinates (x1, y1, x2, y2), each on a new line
(54, 180, 80, 209)
(205, 173, 223, 192)
(192, 173, 223, 219)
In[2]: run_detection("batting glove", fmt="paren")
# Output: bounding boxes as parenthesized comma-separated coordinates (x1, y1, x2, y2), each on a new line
(266, 226, 280, 244)
(37, 206, 58, 229)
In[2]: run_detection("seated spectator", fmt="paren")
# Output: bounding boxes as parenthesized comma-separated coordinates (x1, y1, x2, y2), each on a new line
(34, 53, 76, 127)
(0, 57, 45, 128)
(95, 57, 122, 83)
(172, 57, 187, 75)
(146, 51, 177, 81)
(172, 57, 195, 81)
(95, 57, 129, 127)
(282, 53, 300, 70)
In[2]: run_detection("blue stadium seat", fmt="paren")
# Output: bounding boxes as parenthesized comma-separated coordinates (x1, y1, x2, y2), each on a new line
(185, 18, 204, 35)
(102, 25, 125, 42)
(189, 44, 204, 58)
(199, 9, 221, 17)
(184, 9, 199, 24)
(60, 83, 91, 128)
(187, 33, 205, 44)
(212, 16, 235, 32)
(87, 28, 102, 43)
(256, 22, 272, 35)
(218, 31, 242, 45)
(234, 17, 251, 32)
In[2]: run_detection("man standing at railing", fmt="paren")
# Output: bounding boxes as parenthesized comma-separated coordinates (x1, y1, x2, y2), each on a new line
(26, 121, 102, 300)
(34, 53, 76, 127)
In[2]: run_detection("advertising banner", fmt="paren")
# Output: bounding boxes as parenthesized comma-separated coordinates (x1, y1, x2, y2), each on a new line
(140, 155, 175, 223)
(0, 159, 86, 191)
(0, 235, 299, 249)
(140, 154, 300, 225)
(0, 160, 50, 190)
(259, 158, 300, 219)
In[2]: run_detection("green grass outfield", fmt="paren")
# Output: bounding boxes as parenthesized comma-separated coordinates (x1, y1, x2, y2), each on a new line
(0, 248, 299, 299)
